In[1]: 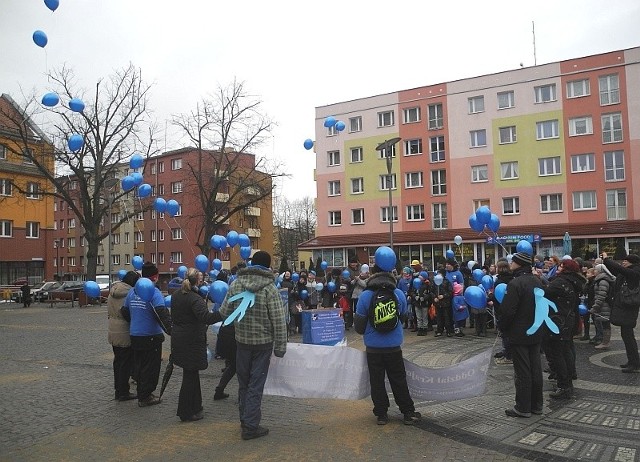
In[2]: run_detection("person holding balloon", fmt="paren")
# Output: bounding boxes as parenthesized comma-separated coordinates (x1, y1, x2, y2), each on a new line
(430, 268, 454, 337)
(489, 260, 514, 365)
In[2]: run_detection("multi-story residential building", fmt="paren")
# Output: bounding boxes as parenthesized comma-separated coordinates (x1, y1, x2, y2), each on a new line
(300, 46, 640, 270)
(0, 94, 55, 284)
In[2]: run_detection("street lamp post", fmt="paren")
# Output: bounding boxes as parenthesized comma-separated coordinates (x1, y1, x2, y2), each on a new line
(376, 137, 401, 249)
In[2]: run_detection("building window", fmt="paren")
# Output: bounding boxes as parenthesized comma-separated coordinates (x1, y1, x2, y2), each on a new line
(158, 184, 164, 195)
(68, 237, 76, 248)
(536, 120, 559, 140)
(566, 79, 590, 98)
(468, 96, 485, 114)
(540, 194, 563, 213)
(473, 199, 490, 211)
(431, 170, 446, 195)
(469, 129, 486, 148)
(606, 189, 627, 220)
(573, 191, 597, 211)
(134, 231, 143, 243)
(26, 182, 41, 199)
(112, 233, 120, 245)
(111, 212, 119, 224)
(498, 126, 517, 144)
(571, 153, 595, 173)
(568, 116, 593, 136)
(500, 161, 519, 180)
(604, 150, 625, 181)
(380, 206, 398, 223)
(538, 156, 561, 176)
(136, 212, 144, 221)
(150, 163, 156, 174)
(171, 181, 183, 193)
(377, 110, 395, 127)
(158, 229, 165, 241)
(171, 228, 182, 240)
(69, 181, 78, 190)
(327, 124, 337, 136)
(406, 204, 425, 221)
(328, 180, 341, 196)
(471, 165, 488, 183)
(124, 232, 130, 244)
(171, 252, 183, 264)
(0, 179, 12, 196)
(502, 197, 520, 215)
(68, 256, 76, 267)
(379, 174, 397, 190)
(350, 147, 363, 163)
(26, 221, 39, 238)
(328, 150, 340, 166)
(329, 211, 342, 226)
(158, 161, 164, 173)
(151, 230, 156, 242)
(112, 255, 120, 266)
(0, 220, 13, 237)
(404, 138, 422, 156)
(351, 177, 364, 194)
(22, 148, 34, 164)
(497, 90, 515, 109)
(68, 218, 76, 228)
(432, 203, 447, 229)
(534, 84, 557, 103)
(428, 103, 443, 129)
(405, 172, 423, 189)
(0, 144, 6, 159)
(159, 253, 165, 265)
(599, 74, 620, 106)
(602, 113, 623, 143)
(351, 208, 365, 225)
(171, 158, 182, 170)
(349, 116, 362, 133)
(429, 136, 445, 162)
(403, 107, 420, 124)
(377, 144, 396, 159)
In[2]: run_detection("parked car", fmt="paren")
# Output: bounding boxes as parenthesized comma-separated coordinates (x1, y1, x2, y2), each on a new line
(95, 275, 110, 290)
(33, 281, 60, 302)
(47, 281, 85, 301)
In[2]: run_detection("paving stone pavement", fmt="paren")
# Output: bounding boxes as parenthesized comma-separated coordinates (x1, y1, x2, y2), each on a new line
(0, 301, 638, 461)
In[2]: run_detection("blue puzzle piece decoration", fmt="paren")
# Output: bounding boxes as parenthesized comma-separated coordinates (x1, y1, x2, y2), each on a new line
(223, 291, 256, 326)
(527, 287, 559, 335)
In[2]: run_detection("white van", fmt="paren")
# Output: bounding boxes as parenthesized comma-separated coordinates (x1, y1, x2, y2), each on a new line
(95, 275, 110, 290)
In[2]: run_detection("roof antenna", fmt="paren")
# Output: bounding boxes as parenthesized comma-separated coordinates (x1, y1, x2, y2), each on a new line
(532, 21, 537, 66)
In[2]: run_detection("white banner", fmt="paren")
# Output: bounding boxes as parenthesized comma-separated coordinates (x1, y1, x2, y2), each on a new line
(264, 343, 492, 402)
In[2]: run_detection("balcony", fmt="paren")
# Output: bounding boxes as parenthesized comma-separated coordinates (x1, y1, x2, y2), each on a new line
(244, 207, 261, 217)
(247, 228, 261, 238)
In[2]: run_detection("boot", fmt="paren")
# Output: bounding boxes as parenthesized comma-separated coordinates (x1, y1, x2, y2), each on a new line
(214, 387, 229, 400)
(595, 329, 611, 349)
(417, 328, 426, 336)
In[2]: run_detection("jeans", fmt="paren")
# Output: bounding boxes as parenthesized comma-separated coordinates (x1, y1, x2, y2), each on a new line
(620, 325, 640, 367)
(366, 350, 415, 417)
(415, 306, 429, 329)
(236, 347, 271, 431)
(511, 343, 543, 414)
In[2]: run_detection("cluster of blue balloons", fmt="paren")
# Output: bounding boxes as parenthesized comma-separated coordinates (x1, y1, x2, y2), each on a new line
(210, 230, 252, 260)
(469, 205, 500, 234)
(323, 116, 346, 132)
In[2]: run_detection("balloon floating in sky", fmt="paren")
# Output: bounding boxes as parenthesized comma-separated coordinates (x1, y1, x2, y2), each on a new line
(121, 175, 135, 192)
(166, 199, 179, 217)
(137, 183, 151, 198)
(68, 134, 84, 152)
(195, 254, 209, 272)
(130, 172, 143, 186)
(41, 92, 59, 107)
(130, 153, 144, 169)
(132, 255, 144, 270)
(153, 197, 167, 212)
(44, 0, 60, 12)
(335, 120, 346, 132)
(475, 206, 492, 225)
(33, 30, 48, 48)
(240, 246, 251, 260)
(68, 98, 85, 113)
(226, 230, 239, 247)
(238, 233, 250, 247)
(303, 139, 314, 150)
(454, 235, 463, 246)
(323, 116, 336, 128)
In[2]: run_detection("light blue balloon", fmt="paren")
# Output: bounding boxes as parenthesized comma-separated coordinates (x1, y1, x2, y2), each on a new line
(434, 274, 444, 286)
(494, 283, 507, 303)
(164, 295, 172, 308)
(472, 268, 484, 283)
(335, 120, 346, 131)
(578, 303, 588, 316)
(303, 139, 314, 150)
(212, 258, 222, 271)
(68, 98, 85, 113)
(315, 282, 324, 291)
(321, 261, 328, 270)
(132, 255, 143, 270)
(412, 277, 422, 290)
(341, 270, 350, 279)
(481, 275, 494, 291)
(41, 92, 59, 107)
(323, 116, 336, 128)
(300, 289, 308, 300)
(446, 249, 455, 259)
(135, 278, 156, 302)
(84, 281, 100, 298)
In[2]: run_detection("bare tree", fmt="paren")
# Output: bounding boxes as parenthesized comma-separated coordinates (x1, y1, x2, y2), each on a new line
(0, 63, 156, 280)
(274, 196, 316, 266)
(171, 80, 287, 255)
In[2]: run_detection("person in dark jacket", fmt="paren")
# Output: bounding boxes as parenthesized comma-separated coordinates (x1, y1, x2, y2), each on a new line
(542, 259, 586, 399)
(213, 322, 236, 401)
(171, 268, 222, 421)
(430, 269, 453, 337)
(499, 252, 545, 418)
(20, 282, 32, 307)
(603, 252, 640, 372)
(590, 264, 616, 349)
(490, 260, 514, 363)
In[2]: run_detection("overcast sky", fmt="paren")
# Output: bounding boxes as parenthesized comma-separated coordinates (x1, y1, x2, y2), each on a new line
(2, 0, 639, 199)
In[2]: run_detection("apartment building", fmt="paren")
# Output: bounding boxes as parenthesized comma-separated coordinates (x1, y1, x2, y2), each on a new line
(300, 46, 640, 271)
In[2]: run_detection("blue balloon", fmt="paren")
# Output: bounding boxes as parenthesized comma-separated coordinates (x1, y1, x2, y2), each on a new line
(177, 265, 188, 278)
(434, 274, 444, 286)
(487, 214, 500, 233)
(132, 255, 143, 270)
(335, 120, 346, 131)
(195, 254, 209, 272)
(135, 278, 156, 302)
(166, 199, 179, 217)
(210, 235, 223, 250)
(321, 261, 328, 270)
(464, 286, 487, 309)
(33, 30, 48, 48)
(238, 233, 250, 247)
(469, 213, 484, 233)
(412, 277, 422, 290)
(211, 280, 229, 304)
(303, 139, 314, 150)
(327, 281, 337, 293)
(475, 206, 492, 225)
(153, 197, 167, 212)
(323, 116, 336, 128)
(240, 246, 251, 260)
(41, 92, 59, 107)
(341, 270, 350, 280)
(118, 269, 127, 280)
(130, 153, 144, 169)
(494, 283, 507, 303)
(419, 271, 429, 279)
(226, 230, 239, 247)
(481, 275, 494, 291)
(516, 240, 533, 256)
(137, 183, 151, 198)
(44, 0, 60, 12)
(84, 281, 100, 298)
(375, 246, 396, 272)
(212, 258, 222, 271)
(68, 98, 85, 113)
(292, 273, 300, 283)
(472, 268, 484, 283)
(218, 236, 227, 250)
(68, 134, 84, 152)
(131, 172, 143, 186)
(121, 175, 135, 192)
(446, 249, 455, 259)
(164, 295, 172, 308)
(300, 289, 308, 300)
(578, 303, 588, 316)
(199, 285, 209, 297)
(315, 282, 324, 291)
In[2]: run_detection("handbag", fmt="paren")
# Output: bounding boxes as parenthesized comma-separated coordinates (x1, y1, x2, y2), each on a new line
(617, 279, 640, 310)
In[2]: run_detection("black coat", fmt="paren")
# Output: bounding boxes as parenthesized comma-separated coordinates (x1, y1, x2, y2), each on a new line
(543, 271, 585, 340)
(499, 266, 545, 345)
(170, 288, 221, 371)
(604, 258, 640, 328)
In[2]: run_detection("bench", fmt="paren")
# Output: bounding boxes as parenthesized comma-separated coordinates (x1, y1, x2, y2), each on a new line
(48, 291, 75, 308)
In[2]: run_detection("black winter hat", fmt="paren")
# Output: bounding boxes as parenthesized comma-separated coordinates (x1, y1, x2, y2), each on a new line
(624, 254, 640, 265)
(141, 261, 159, 278)
(251, 250, 271, 268)
(511, 252, 532, 267)
(122, 271, 140, 287)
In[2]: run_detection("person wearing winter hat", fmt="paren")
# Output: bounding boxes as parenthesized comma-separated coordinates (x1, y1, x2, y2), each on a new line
(602, 252, 640, 373)
(590, 264, 615, 349)
(500, 252, 545, 417)
(397, 267, 415, 330)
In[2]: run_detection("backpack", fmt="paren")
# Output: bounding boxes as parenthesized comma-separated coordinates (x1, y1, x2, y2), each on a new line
(368, 285, 400, 332)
